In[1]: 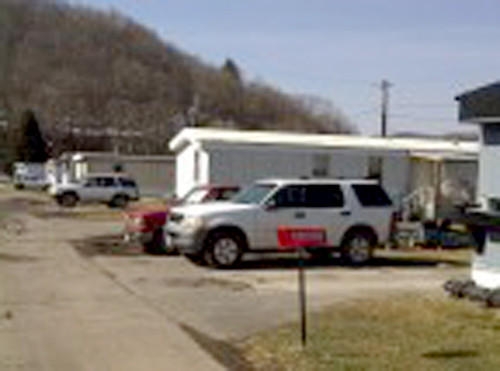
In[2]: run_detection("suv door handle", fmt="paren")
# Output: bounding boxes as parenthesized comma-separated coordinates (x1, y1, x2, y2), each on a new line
(294, 211, 306, 219)
(341, 210, 351, 216)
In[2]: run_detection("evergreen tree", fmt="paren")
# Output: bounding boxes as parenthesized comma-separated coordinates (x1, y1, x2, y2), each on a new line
(14, 109, 48, 163)
(222, 58, 242, 83)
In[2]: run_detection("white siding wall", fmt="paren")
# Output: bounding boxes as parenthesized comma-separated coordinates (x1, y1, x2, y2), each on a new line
(120, 159, 175, 196)
(199, 149, 210, 186)
(330, 151, 368, 178)
(74, 162, 88, 180)
(176, 145, 196, 197)
(478, 124, 500, 201)
(203, 143, 376, 188)
(207, 145, 310, 186)
(479, 146, 500, 200)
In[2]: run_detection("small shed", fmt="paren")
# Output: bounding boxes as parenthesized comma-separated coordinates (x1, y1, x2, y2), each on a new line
(169, 128, 478, 219)
(457, 81, 500, 288)
(53, 152, 175, 196)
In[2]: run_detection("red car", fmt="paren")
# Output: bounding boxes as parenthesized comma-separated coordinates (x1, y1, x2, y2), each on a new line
(123, 185, 240, 254)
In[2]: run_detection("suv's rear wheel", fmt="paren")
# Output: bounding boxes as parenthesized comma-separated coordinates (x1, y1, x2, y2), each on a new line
(58, 192, 78, 208)
(341, 229, 375, 266)
(204, 231, 244, 268)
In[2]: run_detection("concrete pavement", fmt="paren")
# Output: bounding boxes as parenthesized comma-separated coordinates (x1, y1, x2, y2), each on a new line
(0, 213, 225, 371)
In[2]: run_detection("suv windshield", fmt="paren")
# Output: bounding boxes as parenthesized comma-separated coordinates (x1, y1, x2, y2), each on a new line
(232, 183, 276, 204)
(181, 188, 209, 204)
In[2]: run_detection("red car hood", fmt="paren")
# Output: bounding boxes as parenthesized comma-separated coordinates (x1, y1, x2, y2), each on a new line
(124, 205, 170, 232)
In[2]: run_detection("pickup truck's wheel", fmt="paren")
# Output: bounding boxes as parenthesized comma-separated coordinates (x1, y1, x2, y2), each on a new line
(58, 192, 78, 208)
(144, 228, 177, 255)
(341, 229, 375, 266)
(109, 194, 129, 208)
(204, 231, 243, 268)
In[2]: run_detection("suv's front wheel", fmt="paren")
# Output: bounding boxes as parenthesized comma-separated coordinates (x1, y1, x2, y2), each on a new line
(204, 231, 244, 268)
(58, 192, 78, 208)
(109, 194, 129, 209)
(341, 228, 376, 266)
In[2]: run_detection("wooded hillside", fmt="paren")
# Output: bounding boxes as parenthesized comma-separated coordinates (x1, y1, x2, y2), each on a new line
(0, 0, 353, 156)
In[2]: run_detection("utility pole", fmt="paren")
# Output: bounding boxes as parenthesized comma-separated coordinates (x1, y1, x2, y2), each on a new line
(380, 79, 392, 137)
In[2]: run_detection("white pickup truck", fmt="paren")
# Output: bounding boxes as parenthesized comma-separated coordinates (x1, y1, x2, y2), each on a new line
(165, 178, 395, 268)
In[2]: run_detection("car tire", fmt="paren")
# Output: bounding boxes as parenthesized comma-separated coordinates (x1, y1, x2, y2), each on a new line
(204, 231, 243, 268)
(341, 229, 375, 266)
(58, 192, 78, 208)
(109, 194, 129, 209)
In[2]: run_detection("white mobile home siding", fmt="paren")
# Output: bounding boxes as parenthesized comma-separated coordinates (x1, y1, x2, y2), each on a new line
(479, 146, 500, 200)
(204, 143, 371, 188)
(121, 159, 175, 196)
(176, 145, 196, 197)
(176, 146, 210, 197)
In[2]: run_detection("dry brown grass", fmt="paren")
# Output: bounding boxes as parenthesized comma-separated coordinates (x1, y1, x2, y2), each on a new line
(242, 293, 500, 371)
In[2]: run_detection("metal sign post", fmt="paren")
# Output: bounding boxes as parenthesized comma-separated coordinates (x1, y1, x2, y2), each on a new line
(298, 246, 307, 346)
(277, 226, 326, 348)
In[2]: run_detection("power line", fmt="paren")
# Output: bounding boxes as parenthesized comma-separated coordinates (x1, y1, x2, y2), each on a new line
(392, 103, 452, 108)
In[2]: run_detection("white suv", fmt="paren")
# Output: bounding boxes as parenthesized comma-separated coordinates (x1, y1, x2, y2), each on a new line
(49, 173, 140, 208)
(166, 179, 394, 268)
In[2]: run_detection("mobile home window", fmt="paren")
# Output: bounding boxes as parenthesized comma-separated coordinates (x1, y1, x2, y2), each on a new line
(312, 154, 330, 177)
(368, 156, 382, 179)
(483, 124, 500, 145)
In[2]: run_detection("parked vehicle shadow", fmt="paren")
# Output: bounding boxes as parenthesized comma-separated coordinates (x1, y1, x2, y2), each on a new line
(235, 250, 470, 270)
(72, 234, 181, 258)
(70, 233, 471, 269)
(72, 234, 144, 257)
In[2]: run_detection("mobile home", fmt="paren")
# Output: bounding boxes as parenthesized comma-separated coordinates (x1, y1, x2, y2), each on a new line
(169, 128, 478, 220)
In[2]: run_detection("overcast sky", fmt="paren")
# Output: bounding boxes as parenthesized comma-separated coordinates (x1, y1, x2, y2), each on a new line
(70, 0, 500, 136)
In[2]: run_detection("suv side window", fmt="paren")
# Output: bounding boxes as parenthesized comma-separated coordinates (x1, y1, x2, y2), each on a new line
(214, 188, 239, 201)
(118, 178, 137, 188)
(98, 177, 116, 187)
(352, 184, 392, 207)
(84, 177, 99, 187)
(304, 184, 344, 208)
(271, 185, 307, 208)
